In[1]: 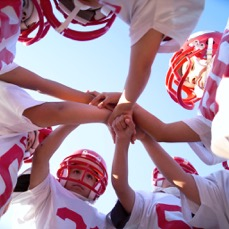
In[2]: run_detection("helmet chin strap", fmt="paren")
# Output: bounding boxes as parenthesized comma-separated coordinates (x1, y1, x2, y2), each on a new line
(56, 4, 82, 33)
(203, 37, 214, 86)
(188, 37, 214, 95)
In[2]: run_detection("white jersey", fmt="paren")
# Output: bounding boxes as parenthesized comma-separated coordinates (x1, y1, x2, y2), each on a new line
(180, 170, 229, 229)
(123, 188, 194, 229)
(100, 0, 205, 52)
(0, 1, 45, 134)
(0, 81, 44, 135)
(0, 133, 27, 216)
(182, 18, 229, 163)
(207, 19, 229, 159)
(11, 174, 112, 229)
(0, 1, 45, 217)
(183, 116, 225, 165)
(199, 19, 229, 121)
(0, 0, 21, 75)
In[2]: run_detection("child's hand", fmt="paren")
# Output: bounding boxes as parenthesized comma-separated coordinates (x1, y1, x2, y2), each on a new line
(87, 90, 121, 111)
(112, 115, 136, 142)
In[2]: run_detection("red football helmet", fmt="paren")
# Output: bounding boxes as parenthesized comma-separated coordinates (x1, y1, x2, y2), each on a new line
(57, 149, 108, 201)
(19, 0, 50, 46)
(24, 127, 53, 163)
(166, 31, 222, 110)
(39, 0, 119, 41)
(152, 157, 198, 187)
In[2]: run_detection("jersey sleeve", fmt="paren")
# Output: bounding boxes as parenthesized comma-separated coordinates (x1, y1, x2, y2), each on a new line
(182, 115, 225, 165)
(181, 171, 229, 228)
(129, 0, 205, 52)
(107, 200, 131, 228)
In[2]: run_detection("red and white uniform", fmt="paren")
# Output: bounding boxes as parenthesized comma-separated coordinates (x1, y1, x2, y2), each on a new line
(0, 0, 44, 216)
(183, 18, 229, 162)
(0, 1, 44, 133)
(0, 0, 21, 74)
(181, 170, 229, 229)
(123, 188, 196, 229)
(0, 133, 27, 217)
(100, 0, 205, 52)
(0, 81, 44, 135)
(11, 174, 113, 229)
(208, 19, 229, 159)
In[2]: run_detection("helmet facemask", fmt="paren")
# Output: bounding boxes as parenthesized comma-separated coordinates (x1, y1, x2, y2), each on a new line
(57, 149, 108, 202)
(40, 0, 118, 41)
(21, 0, 39, 30)
(166, 31, 222, 109)
(19, 0, 50, 45)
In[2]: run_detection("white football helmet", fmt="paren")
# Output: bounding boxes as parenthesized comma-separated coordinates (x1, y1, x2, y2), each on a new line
(166, 31, 222, 109)
(57, 149, 108, 201)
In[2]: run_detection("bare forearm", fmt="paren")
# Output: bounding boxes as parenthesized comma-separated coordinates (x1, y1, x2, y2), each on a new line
(0, 66, 94, 104)
(112, 138, 130, 193)
(112, 138, 135, 214)
(142, 135, 186, 185)
(119, 29, 163, 106)
(23, 102, 111, 128)
(140, 135, 200, 204)
(121, 68, 150, 106)
(133, 104, 200, 142)
(30, 124, 78, 189)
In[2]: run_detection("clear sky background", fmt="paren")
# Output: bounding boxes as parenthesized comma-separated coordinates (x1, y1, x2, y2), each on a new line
(0, 1, 228, 228)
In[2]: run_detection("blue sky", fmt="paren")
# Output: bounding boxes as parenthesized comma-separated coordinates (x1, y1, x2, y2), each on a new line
(0, 1, 228, 228)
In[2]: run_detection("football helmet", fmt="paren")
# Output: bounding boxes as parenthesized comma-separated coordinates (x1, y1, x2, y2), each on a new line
(19, 0, 50, 46)
(39, 0, 119, 41)
(24, 127, 53, 163)
(57, 149, 108, 201)
(152, 157, 198, 187)
(166, 31, 222, 110)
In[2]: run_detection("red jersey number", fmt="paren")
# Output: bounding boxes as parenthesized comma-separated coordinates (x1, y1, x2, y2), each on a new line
(57, 207, 99, 229)
(0, 143, 24, 207)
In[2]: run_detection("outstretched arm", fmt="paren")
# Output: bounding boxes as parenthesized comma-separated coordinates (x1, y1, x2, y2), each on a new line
(111, 115, 136, 214)
(138, 131, 201, 205)
(133, 104, 200, 142)
(29, 124, 78, 189)
(88, 92, 200, 143)
(107, 29, 164, 125)
(0, 66, 94, 104)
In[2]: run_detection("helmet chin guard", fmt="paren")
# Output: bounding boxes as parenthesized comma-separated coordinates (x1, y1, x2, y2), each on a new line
(166, 31, 222, 110)
(19, 0, 50, 46)
(40, 0, 119, 41)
